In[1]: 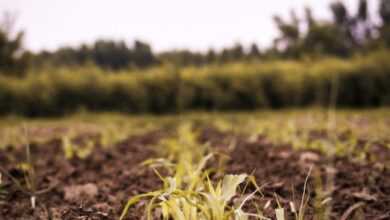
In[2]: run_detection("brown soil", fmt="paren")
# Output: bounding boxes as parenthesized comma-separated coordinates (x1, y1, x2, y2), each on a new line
(226, 137, 390, 219)
(199, 126, 390, 219)
(1, 128, 390, 220)
(0, 131, 164, 220)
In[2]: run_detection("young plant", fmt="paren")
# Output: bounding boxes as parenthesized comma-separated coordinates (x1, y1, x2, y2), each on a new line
(120, 168, 267, 220)
(62, 135, 94, 159)
(0, 172, 7, 202)
(298, 167, 312, 220)
(0, 125, 57, 209)
(312, 168, 333, 220)
(99, 125, 128, 148)
(276, 166, 313, 220)
(120, 123, 268, 220)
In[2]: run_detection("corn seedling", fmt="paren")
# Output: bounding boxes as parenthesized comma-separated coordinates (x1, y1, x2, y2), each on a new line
(0, 125, 57, 209)
(273, 193, 285, 220)
(312, 168, 332, 220)
(296, 166, 313, 220)
(120, 123, 269, 220)
(62, 135, 94, 159)
(272, 165, 312, 220)
(0, 172, 7, 202)
(120, 168, 268, 220)
(99, 125, 128, 148)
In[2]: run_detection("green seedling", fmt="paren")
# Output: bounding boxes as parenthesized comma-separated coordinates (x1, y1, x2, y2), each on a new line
(0, 125, 57, 209)
(99, 125, 129, 148)
(62, 136, 74, 159)
(312, 168, 333, 220)
(275, 166, 313, 220)
(0, 172, 7, 201)
(273, 193, 285, 220)
(120, 170, 268, 220)
(296, 166, 313, 220)
(120, 122, 269, 220)
(62, 135, 94, 159)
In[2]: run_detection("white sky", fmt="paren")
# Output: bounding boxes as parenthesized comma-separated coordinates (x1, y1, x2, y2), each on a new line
(0, 0, 380, 52)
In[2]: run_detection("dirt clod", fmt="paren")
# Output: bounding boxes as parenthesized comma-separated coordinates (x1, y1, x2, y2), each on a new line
(64, 183, 98, 202)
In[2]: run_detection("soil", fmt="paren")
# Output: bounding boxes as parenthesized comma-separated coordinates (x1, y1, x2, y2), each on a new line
(1, 127, 390, 220)
(225, 137, 390, 220)
(0, 131, 164, 220)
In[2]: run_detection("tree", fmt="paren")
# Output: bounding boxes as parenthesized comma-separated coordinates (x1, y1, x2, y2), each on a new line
(303, 22, 350, 56)
(219, 43, 245, 63)
(271, 0, 374, 58)
(158, 50, 205, 67)
(330, 1, 349, 25)
(355, 0, 372, 44)
(248, 43, 261, 59)
(328, 0, 372, 50)
(132, 40, 158, 68)
(380, 0, 390, 24)
(357, 0, 368, 21)
(230, 43, 244, 60)
(91, 40, 132, 70)
(379, 0, 390, 46)
(206, 49, 217, 64)
(273, 10, 301, 57)
(305, 7, 316, 28)
(0, 13, 27, 76)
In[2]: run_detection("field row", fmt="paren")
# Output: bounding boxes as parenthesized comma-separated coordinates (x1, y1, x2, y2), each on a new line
(0, 110, 389, 219)
(1, 50, 390, 116)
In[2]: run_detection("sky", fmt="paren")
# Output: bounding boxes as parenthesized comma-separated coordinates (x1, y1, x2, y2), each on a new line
(0, 0, 380, 53)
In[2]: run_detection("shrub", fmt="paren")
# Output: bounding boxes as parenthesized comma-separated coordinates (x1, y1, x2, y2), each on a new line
(0, 50, 389, 116)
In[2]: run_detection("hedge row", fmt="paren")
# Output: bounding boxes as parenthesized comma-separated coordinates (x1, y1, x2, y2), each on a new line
(0, 50, 389, 116)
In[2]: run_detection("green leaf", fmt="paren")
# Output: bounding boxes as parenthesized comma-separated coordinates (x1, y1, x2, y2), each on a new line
(221, 174, 247, 202)
(119, 191, 159, 220)
(275, 208, 285, 220)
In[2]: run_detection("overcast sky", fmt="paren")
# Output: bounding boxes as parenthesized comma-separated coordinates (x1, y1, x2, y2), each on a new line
(0, 0, 380, 52)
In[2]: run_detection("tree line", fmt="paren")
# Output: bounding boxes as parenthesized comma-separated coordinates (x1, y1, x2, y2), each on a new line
(1, 0, 390, 76)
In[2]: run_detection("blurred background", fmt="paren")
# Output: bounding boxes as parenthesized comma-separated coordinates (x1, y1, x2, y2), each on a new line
(0, 0, 389, 116)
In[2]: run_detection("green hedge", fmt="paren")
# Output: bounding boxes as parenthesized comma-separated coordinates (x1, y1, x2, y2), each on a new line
(0, 50, 389, 116)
